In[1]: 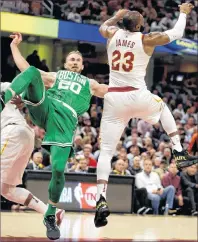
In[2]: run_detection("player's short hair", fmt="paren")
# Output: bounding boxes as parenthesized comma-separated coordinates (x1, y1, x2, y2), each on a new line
(123, 11, 142, 32)
(66, 51, 83, 60)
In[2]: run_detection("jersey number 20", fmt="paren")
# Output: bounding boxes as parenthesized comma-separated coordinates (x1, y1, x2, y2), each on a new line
(112, 50, 134, 72)
(58, 80, 81, 94)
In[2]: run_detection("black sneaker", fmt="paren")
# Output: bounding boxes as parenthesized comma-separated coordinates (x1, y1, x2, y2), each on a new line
(43, 215, 60, 240)
(143, 207, 153, 215)
(94, 195, 110, 228)
(173, 150, 198, 169)
(191, 210, 198, 216)
(137, 206, 146, 215)
(0, 92, 5, 112)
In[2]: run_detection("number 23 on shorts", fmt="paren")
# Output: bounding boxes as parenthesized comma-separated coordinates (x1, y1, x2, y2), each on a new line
(112, 50, 134, 72)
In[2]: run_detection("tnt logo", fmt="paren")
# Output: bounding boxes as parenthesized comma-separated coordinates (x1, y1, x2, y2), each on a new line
(80, 184, 97, 209)
(84, 186, 97, 207)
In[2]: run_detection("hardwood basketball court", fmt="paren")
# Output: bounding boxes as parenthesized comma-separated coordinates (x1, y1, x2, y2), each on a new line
(1, 211, 197, 242)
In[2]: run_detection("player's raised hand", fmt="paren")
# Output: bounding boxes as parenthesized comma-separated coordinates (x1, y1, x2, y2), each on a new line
(115, 9, 130, 19)
(10, 32, 22, 46)
(179, 2, 194, 15)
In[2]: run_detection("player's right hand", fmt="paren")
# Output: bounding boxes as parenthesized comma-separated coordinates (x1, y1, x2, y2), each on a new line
(11, 95, 24, 110)
(179, 2, 194, 15)
(10, 32, 22, 46)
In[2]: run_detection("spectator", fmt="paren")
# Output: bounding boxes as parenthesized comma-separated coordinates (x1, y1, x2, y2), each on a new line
(154, 159, 167, 180)
(74, 135, 83, 153)
(143, 0, 157, 25)
(184, 117, 196, 136)
(153, 157, 161, 169)
(162, 148, 172, 165)
(26, 50, 41, 68)
(74, 156, 89, 173)
(136, 159, 176, 215)
(129, 156, 142, 175)
(159, 12, 176, 31)
(123, 159, 132, 176)
(40, 59, 49, 72)
(127, 145, 140, 163)
(173, 104, 185, 120)
(67, 7, 82, 23)
(83, 145, 97, 168)
(111, 159, 129, 176)
(181, 165, 198, 215)
(27, 151, 44, 170)
(137, 120, 152, 137)
(150, 16, 164, 32)
(162, 163, 188, 213)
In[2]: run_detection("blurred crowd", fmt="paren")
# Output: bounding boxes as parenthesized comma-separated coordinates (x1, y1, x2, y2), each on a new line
(1, 0, 198, 40)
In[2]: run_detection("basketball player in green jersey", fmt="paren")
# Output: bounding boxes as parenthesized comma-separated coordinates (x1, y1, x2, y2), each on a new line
(0, 33, 108, 240)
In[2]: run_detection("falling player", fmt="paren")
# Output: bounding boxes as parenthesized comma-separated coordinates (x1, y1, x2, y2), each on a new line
(94, 3, 197, 227)
(0, 82, 64, 226)
(0, 33, 108, 240)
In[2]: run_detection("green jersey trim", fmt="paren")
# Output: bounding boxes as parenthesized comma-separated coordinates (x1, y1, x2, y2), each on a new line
(49, 97, 78, 119)
(42, 141, 73, 147)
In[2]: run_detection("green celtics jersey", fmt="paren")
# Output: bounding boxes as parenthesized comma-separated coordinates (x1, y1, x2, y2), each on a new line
(47, 70, 92, 116)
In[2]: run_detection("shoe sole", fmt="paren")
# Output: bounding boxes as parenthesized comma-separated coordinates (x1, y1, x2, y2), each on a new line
(43, 220, 60, 240)
(177, 159, 198, 169)
(94, 208, 110, 228)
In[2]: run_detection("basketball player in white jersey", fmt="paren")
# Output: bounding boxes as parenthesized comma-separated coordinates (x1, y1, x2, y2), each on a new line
(94, 3, 197, 227)
(1, 82, 64, 225)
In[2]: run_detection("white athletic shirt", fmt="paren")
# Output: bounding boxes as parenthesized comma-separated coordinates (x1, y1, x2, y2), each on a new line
(107, 29, 151, 88)
(1, 82, 27, 129)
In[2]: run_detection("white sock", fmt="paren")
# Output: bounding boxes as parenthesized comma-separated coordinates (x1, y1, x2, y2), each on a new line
(96, 150, 112, 202)
(1, 184, 47, 214)
(160, 104, 182, 152)
(170, 135, 182, 152)
(96, 184, 108, 202)
(28, 195, 47, 214)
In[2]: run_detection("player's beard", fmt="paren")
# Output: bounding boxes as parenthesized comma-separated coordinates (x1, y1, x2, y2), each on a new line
(71, 65, 81, 73)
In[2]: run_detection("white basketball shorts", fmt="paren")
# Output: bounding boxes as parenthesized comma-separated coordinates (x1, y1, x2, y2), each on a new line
(99, 87, 165, 155)
(1, 124, 34, 185)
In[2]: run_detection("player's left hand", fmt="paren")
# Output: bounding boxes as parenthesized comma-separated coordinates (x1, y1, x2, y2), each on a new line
(11, 95, 24, 110)
(10, 32, 22, 46)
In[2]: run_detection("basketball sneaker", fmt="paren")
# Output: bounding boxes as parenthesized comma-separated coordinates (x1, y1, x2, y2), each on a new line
(94, 195, 110, 228)
(43, 215, 60, 240)
(173, 149, 198, 169)
(0, 92, 5, 112)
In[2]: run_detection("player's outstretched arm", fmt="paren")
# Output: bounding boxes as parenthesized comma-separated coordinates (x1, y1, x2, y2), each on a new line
(143, 3, 194, 47)
(10, 33, 56, 88)
(90, 79, 108, 98)
(99, 9, 129, 38)
(10, 33, 30, 71)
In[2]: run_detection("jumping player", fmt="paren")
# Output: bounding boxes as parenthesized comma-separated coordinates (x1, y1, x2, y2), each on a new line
(0, 33, 108, 240)
(1, 82, 64, 226)
(94, 3, 197, 227)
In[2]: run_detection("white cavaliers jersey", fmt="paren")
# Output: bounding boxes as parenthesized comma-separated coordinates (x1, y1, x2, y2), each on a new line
(107, 30, 151, 88)
(1, 82, 27, 129)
